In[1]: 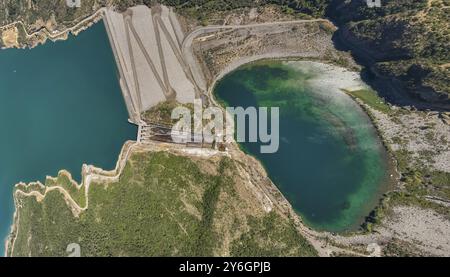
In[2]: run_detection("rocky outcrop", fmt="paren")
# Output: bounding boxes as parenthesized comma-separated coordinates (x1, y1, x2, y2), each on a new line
(329, 0, 450, 110)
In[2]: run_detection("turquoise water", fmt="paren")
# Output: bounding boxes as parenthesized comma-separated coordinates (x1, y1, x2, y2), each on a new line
(214, 61, 391, 232)
(0, 22, 137, 255)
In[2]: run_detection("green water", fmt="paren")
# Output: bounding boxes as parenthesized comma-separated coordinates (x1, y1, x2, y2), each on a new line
(0, 22, 137, 255)
(214, 61, 390, 232)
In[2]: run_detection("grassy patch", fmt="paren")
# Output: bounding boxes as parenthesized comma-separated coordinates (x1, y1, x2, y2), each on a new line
(343, 89, 392, 114)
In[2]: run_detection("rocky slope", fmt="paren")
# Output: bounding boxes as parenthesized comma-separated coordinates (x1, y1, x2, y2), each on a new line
(328, 0, 449, 109)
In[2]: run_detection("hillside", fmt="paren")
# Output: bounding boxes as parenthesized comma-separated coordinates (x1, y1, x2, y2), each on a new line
(328, 0, 449, 108)
(6, 143, 317, 257)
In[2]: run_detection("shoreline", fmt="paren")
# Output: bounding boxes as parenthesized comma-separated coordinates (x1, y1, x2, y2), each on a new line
(210, 58, 397, 233)
(206, 54, 354, 108)
(289, 60, 400, 232)
(0, 8, 106, 50)
(1, 14, 138, 256)
(5, 140, 138, 257)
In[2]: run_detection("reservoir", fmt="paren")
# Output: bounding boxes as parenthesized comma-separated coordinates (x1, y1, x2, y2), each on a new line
(0, 22, 137, 254)
(214, 60, 391, 232)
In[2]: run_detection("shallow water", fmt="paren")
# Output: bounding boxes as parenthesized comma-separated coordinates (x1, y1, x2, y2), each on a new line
(214, 60, 391, 232)
(0, 22, 137, 255)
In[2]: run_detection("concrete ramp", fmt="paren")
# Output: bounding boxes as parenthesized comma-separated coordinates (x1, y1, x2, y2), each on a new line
(104, 5, 198, 123)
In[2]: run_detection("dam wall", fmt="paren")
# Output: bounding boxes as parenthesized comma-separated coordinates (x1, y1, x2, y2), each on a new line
(103, 5, 199, 124)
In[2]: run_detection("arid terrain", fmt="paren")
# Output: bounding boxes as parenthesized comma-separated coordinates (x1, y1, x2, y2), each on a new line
(2, 2, 449, 257)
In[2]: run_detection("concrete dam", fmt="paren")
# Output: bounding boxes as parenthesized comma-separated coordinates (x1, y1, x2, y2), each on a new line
(103, 5, 203, 124)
